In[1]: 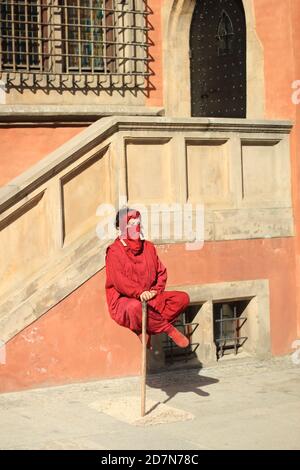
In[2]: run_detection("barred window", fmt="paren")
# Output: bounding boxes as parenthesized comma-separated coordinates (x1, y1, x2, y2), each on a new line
(1, 0, 40, 70)
(0, 0, 150, 77)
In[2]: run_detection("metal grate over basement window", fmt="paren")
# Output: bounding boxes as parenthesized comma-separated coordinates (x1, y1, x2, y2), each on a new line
(0, 0, 150, 79)
(163, 305, 200, 365)
(213, 300, 248, 360)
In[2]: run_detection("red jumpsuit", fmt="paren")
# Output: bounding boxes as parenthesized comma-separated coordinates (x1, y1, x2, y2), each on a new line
(105, 237, 190, 335)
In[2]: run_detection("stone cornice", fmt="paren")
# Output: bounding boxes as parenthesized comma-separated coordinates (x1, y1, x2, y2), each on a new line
(0, 116, 293, 212)
(0, 105, 165, 125)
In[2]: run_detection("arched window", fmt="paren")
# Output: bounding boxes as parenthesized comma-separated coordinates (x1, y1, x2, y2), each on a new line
(190, 0, 246, 118)
(0, 1, 149, 78)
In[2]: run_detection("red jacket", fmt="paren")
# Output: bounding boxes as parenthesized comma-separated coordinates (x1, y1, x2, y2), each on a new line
(105, 238, 167, 317)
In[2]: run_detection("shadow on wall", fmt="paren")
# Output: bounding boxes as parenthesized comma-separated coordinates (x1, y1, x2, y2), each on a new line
(3, 73, 156, 98)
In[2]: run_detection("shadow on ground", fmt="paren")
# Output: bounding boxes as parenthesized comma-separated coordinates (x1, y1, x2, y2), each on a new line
(145, 367, 219, 414)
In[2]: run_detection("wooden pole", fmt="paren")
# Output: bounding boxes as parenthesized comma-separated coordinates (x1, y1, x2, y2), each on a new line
(141, 300, 147, 417)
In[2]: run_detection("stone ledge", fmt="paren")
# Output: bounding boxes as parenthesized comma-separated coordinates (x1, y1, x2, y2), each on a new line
(0, 105, 165, 124)
(0, 116, 293, 210)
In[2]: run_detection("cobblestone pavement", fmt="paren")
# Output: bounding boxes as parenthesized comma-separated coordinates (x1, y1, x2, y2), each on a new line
(0, 356, 299, 450)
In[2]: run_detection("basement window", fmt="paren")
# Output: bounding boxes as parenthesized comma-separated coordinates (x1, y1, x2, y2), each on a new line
(163, 304, 200, 365)
(213, 300, 248, 360)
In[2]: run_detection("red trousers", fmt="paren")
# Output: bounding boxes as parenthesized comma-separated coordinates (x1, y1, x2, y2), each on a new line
(112, 291, 190, 335)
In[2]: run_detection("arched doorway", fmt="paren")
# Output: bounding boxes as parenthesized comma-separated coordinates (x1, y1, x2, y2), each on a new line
(190, 0, 246, 118)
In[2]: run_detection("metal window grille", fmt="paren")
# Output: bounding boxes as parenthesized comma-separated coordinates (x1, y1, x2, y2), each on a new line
(163, 307, 200, 365)
(213, 301, 248, 360)
(0, 0, 150, 77)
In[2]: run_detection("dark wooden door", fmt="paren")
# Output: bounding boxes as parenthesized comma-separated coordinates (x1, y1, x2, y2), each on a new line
(190, 0, 246, 118)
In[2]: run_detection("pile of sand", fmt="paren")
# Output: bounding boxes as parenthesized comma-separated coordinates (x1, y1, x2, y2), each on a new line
(89, 396, 194, 426)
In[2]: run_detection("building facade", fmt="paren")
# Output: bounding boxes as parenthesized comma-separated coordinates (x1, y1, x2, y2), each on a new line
(0, 0, 300, 392)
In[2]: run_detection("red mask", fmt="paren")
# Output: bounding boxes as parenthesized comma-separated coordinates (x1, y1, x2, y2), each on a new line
(126, 221, 141, 240)
(119, 210, 143, 254)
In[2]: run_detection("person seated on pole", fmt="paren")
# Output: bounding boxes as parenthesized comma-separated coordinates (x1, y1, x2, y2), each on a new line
(105, 207, 190, 348)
